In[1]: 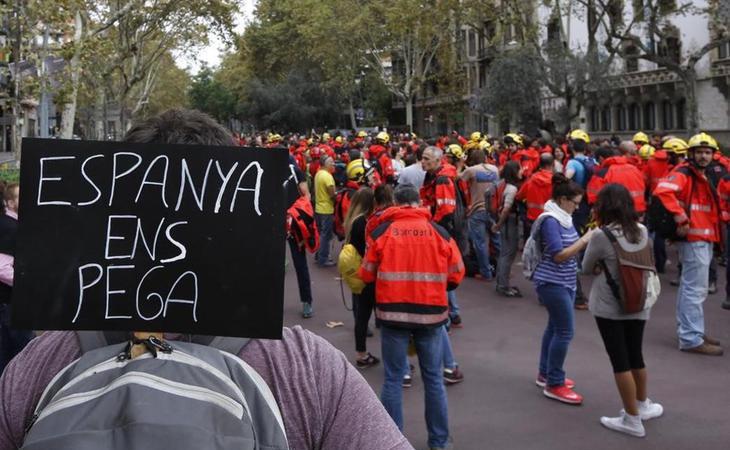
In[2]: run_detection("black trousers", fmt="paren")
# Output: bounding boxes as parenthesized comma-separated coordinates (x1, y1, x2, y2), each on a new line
(354, 283, 375, 353)
(288, 237, 313, 304)
(595, 317, 646, 373)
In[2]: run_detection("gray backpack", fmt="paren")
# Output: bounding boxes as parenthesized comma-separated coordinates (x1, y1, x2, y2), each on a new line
(22, 331, 289, 450)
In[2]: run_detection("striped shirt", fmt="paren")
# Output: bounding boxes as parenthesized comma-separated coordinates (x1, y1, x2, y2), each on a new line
(532, 217, 579, 290)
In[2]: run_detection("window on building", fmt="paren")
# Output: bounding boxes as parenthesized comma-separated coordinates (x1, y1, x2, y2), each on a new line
(589, 107, 598, 132)
(628, 104, 640, 130)
(720, 41, 730, 60)
(601, 106, 611, 131)
(616, 107, 627, 131)
(643, 102, 656, 130)
(661, 100, 674, 130)
(469, 65, 477, 91)
(547, 18, 560, 44)
(658, 27, 681, 67)
(625, 44, 639, 72)
(676, 99, 686, 130)
(468, 30, 476, 57)
(503, 23, 514, 45)
(484, 20, 496, 41)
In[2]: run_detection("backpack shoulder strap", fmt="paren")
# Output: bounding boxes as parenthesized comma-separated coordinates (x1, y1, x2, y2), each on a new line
(599, 227, 622, 301)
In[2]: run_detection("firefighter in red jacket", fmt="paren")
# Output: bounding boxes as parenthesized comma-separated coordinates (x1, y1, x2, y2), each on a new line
(644, 137, 688, 194)
(653, 132, 723, 356)
(359, 183, 464, 447)
(587, 147, 646, 213)
(515, 153, 555, 223)
(365, 132, 395, 184)
(420, 146, 458, 233)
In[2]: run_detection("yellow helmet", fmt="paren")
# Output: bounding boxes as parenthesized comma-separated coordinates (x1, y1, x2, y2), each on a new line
(504, 133, 523, 147)
(569, 129, 590, 144)
(346, 159, 365, 182)
(446, 144, 465, 160)
(662, 138, 689, 155)
(322, 132, 331, 141)
(335, 136, 343, 144)
(687, 132, 719, 151)
(638, 144, 655, 160)
(470, 131, 482, 142)
(268, 133, 282, 143)
(410, 132, 417, 139)
(478, 140, 492, 152)
(376, 131, 390, 144)
(632, 131, 649, 145)
(307, 137, 314, 145)
(357, 130, 368, 138)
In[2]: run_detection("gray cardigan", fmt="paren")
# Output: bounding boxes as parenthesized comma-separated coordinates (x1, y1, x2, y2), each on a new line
(581, 224, 651, 321)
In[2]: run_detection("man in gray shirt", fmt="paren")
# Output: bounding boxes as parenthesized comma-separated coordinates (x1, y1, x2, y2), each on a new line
(398, 147, 426, 189)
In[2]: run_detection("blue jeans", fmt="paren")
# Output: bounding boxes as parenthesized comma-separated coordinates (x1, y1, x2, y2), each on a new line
(447, 290, 460, 319)
(468, 210, 494, 279)
(315, 213, 334, 265)
(288, 237, 313, 304)
(676, 241, 712, 349)
(536, 283, 575, 387)
(441, 325, 456, 370)
(381, 326, 449, 448)
(0, 304, 34, 374)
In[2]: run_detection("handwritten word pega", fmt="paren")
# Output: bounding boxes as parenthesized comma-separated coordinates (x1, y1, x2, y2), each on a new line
(37, 153, 264, 215)
(73, 264, 198, 323)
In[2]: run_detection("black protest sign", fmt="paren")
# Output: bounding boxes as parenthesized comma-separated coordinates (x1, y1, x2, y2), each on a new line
(12, 138, 288, 339)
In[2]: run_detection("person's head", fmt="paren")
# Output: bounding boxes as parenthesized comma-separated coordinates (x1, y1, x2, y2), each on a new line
(421, 146, 443, 173)
(467, 148, 486, 166)
(595, 147, 618, 163)
(344, 187, 375, 240)
(554, 146, 565, 161)
(687, 132, 719, 169)
(501, 161, 522, 185)
(374, 184, 395, 209)
(551, 173, 583, 214)
(321, 155, 335, 172)
(124, 109, 235, 146)
(595, 183, 641, 243)
(3, 183, 19, 213)
(539, 153, 555, 170)
(618, 141, 637, 156)
(394, 183, 421, 207)
(571, 138, 587, 155)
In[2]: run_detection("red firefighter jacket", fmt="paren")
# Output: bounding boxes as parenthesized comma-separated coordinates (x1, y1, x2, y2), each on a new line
(420, 164, 457, 228)
(586, 156, 646, 212)
(653, 163, 720, 242)
(365, 144, 395, 183)
(718, 174, 730, 223)
(515, 169, 553, 221)
(643, 151, 672, 194)
(359, 206, 465, 329)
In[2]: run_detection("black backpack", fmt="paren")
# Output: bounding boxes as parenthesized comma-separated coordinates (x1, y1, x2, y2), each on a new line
(648, 167, 693, 241)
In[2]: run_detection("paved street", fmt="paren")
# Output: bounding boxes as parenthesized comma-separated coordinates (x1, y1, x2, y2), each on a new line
(282, 247, 730, 450)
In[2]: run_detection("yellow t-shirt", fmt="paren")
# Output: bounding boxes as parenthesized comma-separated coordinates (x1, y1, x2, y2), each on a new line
(314, 169, 335, 214)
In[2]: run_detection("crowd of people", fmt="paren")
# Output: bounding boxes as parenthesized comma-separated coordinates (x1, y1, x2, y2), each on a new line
(1, 109, 729, 450)
(279, 125, 730, 444)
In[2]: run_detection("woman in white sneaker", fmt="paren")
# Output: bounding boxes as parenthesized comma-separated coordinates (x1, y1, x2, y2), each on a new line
(582, 184, 663, 437)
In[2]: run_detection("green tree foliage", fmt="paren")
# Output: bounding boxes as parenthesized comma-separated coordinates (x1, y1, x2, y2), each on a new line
(479, 47, 543, 132)
(188, 65, 236, 123)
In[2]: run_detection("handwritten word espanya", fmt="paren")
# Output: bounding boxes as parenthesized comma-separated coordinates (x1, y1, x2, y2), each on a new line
(36, 153, 264, 215)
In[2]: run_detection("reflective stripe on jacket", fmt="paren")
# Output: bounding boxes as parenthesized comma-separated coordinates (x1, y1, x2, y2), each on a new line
(359, 206, 465, 329)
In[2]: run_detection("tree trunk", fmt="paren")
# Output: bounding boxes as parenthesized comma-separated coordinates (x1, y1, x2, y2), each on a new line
(95, 87, 105, 140)
(11, 0, 22, 158)
(405, 95, 414, 132)
(349, 98, 357, 129)
(60, 11, 83, 139)
(683, 70, 699, 134)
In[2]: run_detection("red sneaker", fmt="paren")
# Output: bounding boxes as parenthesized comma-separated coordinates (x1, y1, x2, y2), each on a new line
(536, 374, 575, 389)
(543, 385, 583, 405)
